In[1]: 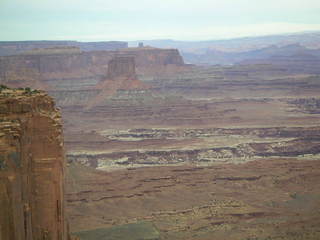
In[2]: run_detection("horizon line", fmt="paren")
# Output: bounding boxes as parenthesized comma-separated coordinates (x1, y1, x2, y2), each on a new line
(1, 30, 319, 43)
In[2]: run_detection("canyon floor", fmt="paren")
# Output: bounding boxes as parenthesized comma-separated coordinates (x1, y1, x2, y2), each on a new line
(64, 64, 320, 240)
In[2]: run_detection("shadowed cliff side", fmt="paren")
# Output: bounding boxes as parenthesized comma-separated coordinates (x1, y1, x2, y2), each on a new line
(0, 86, 76, 240)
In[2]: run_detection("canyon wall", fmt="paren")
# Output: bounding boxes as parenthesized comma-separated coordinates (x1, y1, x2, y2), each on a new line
(0, 47, 187, 107)
(0, 47, 186, 90)
(118, 47, 186, 75)
(0, 87, 72, 240)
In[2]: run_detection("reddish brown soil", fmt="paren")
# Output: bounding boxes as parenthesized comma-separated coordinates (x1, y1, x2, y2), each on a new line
(66, 158, 320, 239)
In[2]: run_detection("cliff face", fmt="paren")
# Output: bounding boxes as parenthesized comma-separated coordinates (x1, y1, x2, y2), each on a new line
(118, 47, 186, 75)
(119, 48, 184, 66)
(0, 51, 111, 89)
(0, 87, 70, 240)
(0, 47, 186, 90)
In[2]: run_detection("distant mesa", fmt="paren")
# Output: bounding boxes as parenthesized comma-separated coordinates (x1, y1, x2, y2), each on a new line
(21, 46, 82, 55)
(0, 43, 188, 107)
(0, 40, 128, 56)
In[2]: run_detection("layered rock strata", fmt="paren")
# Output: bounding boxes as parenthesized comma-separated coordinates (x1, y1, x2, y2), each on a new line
(0, 87, 71, 240)
(0, 40, 128, 56)
(0, 47, 186, 89)
(87, 56, 149, 107)
(117, 47, 186, 75)
(0, 47, 186, 107)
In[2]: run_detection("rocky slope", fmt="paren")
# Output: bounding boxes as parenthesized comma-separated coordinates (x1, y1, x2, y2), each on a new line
(118, 47, 186, 75)
(0, 87, 74, 240)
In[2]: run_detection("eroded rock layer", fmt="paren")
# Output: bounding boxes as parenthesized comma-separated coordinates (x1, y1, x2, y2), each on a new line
(0, 40, 128, 56)
(0, 87, 71, 240)
(0, 47, 186, 90)
(0, 47, 186, 108)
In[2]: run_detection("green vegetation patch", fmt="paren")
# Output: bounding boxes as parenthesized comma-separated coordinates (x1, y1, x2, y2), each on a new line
(24, 87, 40, 95)
(74, 221, 160, 240)
(0, 84, 8, 89)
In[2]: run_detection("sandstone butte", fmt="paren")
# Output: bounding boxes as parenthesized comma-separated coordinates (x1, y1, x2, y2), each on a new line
(86, 56, 150, 108)
(0, 86, 77, 240)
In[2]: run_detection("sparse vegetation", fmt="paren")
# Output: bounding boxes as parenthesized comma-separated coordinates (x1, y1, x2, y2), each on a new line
(24, 87, 31, 93)
(0, 84, 9, 91)
(23, 87, 41, 95)
(0, 85, 42, 95)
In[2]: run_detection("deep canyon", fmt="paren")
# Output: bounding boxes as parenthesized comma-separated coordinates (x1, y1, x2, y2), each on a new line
(1, 37, 320, 240)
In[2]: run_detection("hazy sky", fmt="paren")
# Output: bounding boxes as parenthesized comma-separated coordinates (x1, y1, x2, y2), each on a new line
(1, 0, 320, 41)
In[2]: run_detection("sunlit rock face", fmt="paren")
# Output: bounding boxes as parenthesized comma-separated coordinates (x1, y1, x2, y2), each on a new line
(0, 87, 73, 240)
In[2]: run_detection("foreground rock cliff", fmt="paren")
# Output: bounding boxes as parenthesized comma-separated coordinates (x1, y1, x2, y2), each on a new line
(0, 87, 73, 240)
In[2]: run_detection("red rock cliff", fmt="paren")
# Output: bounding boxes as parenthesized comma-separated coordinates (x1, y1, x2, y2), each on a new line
(118, 47, 186, 75)
(0, 87, 72, 240)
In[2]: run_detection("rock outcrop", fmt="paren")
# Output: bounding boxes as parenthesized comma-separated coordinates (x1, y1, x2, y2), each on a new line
(0, 87, 73, 240)
(118, 47, 186, 75)
(87, 56, 149, 107)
